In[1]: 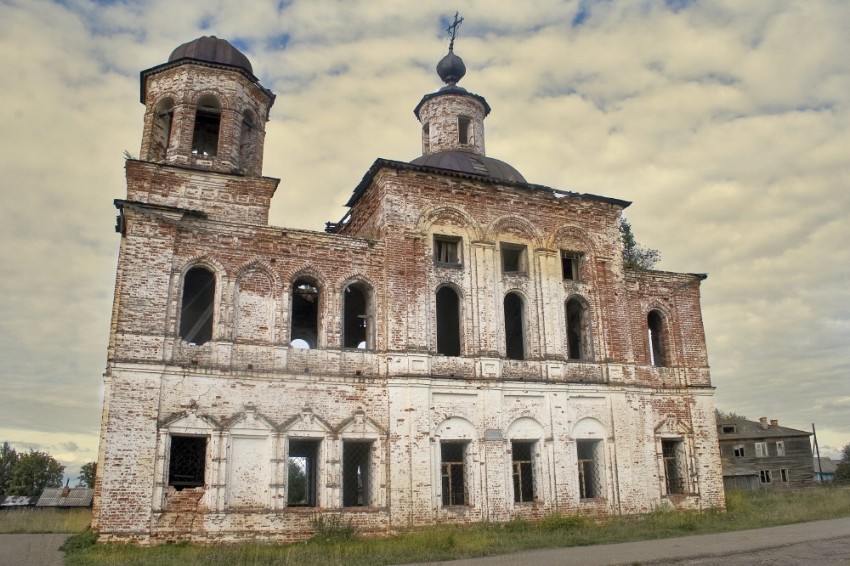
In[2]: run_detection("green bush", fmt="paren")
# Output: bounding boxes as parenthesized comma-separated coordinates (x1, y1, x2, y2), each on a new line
(60, 529, 97, 552)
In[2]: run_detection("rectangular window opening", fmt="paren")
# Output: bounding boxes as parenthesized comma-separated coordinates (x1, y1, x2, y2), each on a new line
(759, 469, 772, 484)
(511, 441, 535, 503)
(733, 444, 745, 458)
(168, 435, 207, 490)
(721, 425, 736, 434)
(755, 442, 768, 458)
(780, 468, 789, 483)
(776, 441, 785, 456)
(662, 439, 685, 495)
(434, 236, 462, 265)
(561, 251, 581, 281)
(501, 243, 527, 274)
(577, 439, 603, 500)
(458, 116, 471, 144)
(441, 442, 468, 506)
(342, 441, 372, 507)
(288, 439, 320, 507)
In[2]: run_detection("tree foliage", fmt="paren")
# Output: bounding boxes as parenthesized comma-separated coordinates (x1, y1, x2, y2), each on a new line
(620, 217, 661, 270)
(78, 461, 96, 489)
(715, 409, 748, 421)
(836, 443, 850, 483)
(0, 442, 19, 496)
(8, 450, 65, 497)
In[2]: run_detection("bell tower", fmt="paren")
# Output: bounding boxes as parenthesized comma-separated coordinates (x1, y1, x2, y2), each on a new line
(138, 36, 275, 176)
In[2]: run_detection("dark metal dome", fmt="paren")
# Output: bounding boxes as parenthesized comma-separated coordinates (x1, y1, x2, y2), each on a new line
(411, 150, 526, 183)
(168, 36, 253, 75)
(436, 51, 466, 85)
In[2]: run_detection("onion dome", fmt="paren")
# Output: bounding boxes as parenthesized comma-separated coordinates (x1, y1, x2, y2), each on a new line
(168, 36, 253, 75)
(436, 51, 466, 85)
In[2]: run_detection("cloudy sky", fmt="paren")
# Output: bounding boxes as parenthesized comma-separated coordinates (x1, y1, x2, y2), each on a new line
(1, 0, 848, 481)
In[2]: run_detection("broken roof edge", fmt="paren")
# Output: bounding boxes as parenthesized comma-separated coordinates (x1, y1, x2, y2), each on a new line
(139, 58, 276, 105)
(344, 157, 632, 209)
(625, 267, 709, 281)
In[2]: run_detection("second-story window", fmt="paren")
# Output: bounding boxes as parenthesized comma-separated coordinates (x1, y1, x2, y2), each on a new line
(434, 235, 461, 266)
(501, 243, 528, 275)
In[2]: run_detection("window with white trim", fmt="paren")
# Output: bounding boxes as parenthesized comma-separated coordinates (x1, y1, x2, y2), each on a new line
(776, 441, 785, 456)
(759, 469, 772, 484)
(755, 442, 768, 457)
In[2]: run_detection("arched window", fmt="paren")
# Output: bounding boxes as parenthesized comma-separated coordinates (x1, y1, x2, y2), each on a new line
(648, 310, 667, 367)
(179, 266, 215, 345)
(152, 97, 174, 160)
(239, 109, 256, 171)
(504, 292, 525, 360)
(566, 297, 590, 361)
(436, 286, 461, 356)
(191, 94, 221, 157)
(343, 281, 372, 349)
(291, 278, 320, 349)
(422, 122, 430, 154)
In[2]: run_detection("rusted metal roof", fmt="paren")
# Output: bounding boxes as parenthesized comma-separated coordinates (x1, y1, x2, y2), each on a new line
(35, 488, 93, 508)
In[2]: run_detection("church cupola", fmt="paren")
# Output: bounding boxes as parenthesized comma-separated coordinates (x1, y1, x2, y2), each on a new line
(414, 15, 490, 158)
(137, 36, 275, 176)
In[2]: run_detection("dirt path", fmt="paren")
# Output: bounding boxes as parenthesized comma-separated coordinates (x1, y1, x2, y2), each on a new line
(0, 534, 69, 566)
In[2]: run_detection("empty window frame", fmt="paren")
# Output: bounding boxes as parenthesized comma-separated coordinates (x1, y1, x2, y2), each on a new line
(561, 251, 581, 281)
(565, 297, 590, 360)
(780, 468, 789, 483)
(168, 435, 207, 490)
(647, 310, 667, 367)
(759, 469, 772, 484)
(343, 282, 371, 349)
(511, 441, 535, 503)
(733, 444, 745, 458)
(577, 439, 603, 499)
(434, 235, 461, 265)
(151, 97, 174, 160)
(776, 441, 785, 456)
(503, 292, 525, 360)
(342, 441, 372, 507)
(179, 266, 216, 345)
(436, 286, 461, 356)
(191, 95, 221, 157)
(291, 278, 320, 348)
(441, 442, 468, 506)
(662, 439, 685, 495)
(501, 243, 527, 274)
(422, 123, 430, 153)
(458, 116, 471, 144)
(721, 425, 737, 434)
(287, 439, 320, 507)
(755, 442, 769, 457)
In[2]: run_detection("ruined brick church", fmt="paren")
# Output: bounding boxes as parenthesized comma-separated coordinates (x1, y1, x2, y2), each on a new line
(93, 32, 724, 543)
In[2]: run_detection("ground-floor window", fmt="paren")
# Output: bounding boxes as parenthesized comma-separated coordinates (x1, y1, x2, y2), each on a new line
(168, 435, 207, 490)
(577, 439, 603, 499)
(759, 469, 772, 484)
(342, 441, 372, 507)
(441, 442, 468, 506)
(662, 439, 686, 495)
(780, 468, 789, 483)
(288, 439, 320, 506)
(511, 441, 535, 503)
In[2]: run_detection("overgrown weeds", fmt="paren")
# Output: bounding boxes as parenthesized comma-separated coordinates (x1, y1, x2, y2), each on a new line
(62, 486, 850, 566)
(0, 508, 91, 534)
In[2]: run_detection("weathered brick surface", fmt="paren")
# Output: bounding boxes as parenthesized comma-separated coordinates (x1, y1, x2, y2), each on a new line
(94, 42, 724, 545)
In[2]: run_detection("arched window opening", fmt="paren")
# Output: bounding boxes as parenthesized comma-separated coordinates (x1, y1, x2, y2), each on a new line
(504, 292, 525, 360)
(239, 109, 255, 171)
(648, 310, 667, 367)
(566, 298, 587, 360)
(422, 123, 430, 154)
(343, 282, 371, 349)
(291, 279, 319, 349)
(152, 97, 174, 160)
(436, 286, 461, 356)
(179, 266, 215, 345)
(191, 95, 221, 157)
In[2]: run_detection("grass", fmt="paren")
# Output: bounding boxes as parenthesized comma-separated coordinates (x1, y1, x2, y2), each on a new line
(0, 508, 92, 534)
(56, 486, 850, 565)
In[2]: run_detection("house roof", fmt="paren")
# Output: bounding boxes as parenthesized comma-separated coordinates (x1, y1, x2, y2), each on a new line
(0, 495, 34, 507)
(35, 488, 93, 508)
(717, 418, 812, 440)
(813, 457, 838, 474)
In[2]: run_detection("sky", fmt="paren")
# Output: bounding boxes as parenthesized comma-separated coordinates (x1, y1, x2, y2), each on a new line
(0, 0, 848, 482)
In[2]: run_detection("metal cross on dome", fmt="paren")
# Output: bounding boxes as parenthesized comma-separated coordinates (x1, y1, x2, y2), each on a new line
(447, 11, 464, 51)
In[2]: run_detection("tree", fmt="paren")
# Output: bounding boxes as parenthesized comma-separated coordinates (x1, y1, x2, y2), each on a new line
(835, 443, 850, 483)
(620, 217, 661, 270)
(8, 450, 65, 497)
(77, 461, 96, 489)
(0, 442, 19, 496)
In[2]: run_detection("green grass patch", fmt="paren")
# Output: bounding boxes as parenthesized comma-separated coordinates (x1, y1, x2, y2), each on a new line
(64, 486, 850, 566)
(0, 508, 91, 534)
